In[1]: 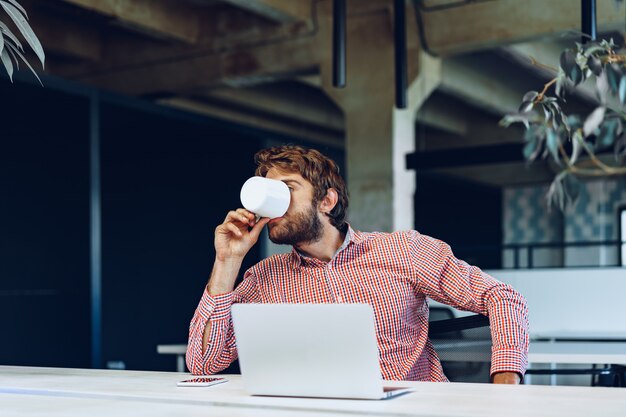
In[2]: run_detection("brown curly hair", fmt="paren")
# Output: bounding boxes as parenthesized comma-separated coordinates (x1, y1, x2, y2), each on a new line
(254, 145, 349, 231)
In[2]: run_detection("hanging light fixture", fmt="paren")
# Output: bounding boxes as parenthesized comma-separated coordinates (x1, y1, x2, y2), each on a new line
(394, 0, 408, 108)
(332, 0, 346, 88)
(581, 0, 597, 43)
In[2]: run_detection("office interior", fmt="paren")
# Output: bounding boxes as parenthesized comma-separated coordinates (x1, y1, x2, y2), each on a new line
(2, 0, 626, 399)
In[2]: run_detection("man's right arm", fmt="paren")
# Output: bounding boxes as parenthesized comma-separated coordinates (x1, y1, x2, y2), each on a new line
(186, 209, 269, 375)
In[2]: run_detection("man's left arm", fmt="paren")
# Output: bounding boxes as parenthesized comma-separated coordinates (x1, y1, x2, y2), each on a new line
(409, 232, 529, 384)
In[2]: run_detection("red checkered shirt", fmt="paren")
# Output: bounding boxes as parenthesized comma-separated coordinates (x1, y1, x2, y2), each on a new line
(187, 227, 529, 381)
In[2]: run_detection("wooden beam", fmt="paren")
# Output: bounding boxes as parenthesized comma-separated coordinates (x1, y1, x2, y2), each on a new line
(159, 97, 343, 149)
(421, 0, 626, 56)
(221, 0, 312, 23)
(76, 35, 320, 95)
(59, 0, 201, 43)
(29, 11, 102, 61)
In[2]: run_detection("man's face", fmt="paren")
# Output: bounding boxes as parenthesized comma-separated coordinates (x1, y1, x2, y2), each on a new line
(265, 168, 324, 246)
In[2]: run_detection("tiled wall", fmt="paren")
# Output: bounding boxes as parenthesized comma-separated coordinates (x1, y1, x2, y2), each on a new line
(563, 179, 626, 266)
(502, 185, 563, 268)
(503, 178, 626, 268)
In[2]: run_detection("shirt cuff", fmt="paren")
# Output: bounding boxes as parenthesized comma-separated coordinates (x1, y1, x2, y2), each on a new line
(196, 288, 235, 322)
(490, 348, 528, 377)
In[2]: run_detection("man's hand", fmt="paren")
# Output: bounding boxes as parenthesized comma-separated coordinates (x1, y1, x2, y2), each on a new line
(208, 209, 269, 295)
(215, 209, 269, 262)
(492, 372, 521, 384)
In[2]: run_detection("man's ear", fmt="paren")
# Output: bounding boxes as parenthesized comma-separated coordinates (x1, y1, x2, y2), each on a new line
(319, 188, 339, 214)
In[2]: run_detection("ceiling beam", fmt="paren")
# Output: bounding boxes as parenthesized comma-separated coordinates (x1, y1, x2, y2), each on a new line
(58, 0, 201, 43)
(221, 0, 312, 23)
(30, 11, 102, 61)
(76, 35, 319, 95)
(421, 0, 626, 56)
(439, 57, 526, 115)
(159, 97, 343, 149)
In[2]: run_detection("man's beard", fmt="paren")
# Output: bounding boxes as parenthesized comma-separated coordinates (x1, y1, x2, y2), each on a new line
(268, 202, 324, 246)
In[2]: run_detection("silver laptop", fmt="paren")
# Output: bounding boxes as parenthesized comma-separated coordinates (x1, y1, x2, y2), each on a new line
(231, 303, 412, 400)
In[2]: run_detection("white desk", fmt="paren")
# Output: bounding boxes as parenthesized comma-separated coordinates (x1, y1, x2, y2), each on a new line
(1, 366, 625, 417)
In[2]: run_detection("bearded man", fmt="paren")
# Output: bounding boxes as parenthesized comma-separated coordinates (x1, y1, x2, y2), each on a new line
(186, 145, 528, 384)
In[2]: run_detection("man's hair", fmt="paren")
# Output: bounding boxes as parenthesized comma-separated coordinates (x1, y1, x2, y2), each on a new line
(254, 145, 349, 231)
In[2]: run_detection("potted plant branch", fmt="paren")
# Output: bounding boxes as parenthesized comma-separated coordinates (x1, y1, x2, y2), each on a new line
(500, 37, 626, 210)
(0, 0, 44, 83)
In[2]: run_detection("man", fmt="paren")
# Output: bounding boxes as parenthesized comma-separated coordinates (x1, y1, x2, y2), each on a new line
(187, 145, 528, 384)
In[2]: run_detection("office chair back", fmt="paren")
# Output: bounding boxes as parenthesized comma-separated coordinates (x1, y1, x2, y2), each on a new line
(429, 308, 491, 383)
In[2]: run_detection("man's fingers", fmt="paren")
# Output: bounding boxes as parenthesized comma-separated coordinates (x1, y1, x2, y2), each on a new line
(249, 217, 270, 239)
(224, 222, 243, 237)
(225, 209, 256, 225)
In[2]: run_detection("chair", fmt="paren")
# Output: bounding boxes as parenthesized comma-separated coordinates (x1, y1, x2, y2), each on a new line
(428, 308, 491, 383)
(525, 363, 625, 387)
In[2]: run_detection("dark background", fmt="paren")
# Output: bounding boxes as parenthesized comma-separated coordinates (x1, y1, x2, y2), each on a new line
(0, 76, 498, 371)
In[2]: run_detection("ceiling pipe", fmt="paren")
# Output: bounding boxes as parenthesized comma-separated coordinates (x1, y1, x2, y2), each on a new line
(332, 0, 346, 88)
(581, 0, 597, 43)
(394, 0, 408, 108)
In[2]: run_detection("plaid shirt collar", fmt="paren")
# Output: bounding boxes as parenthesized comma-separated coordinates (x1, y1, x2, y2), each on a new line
(289, 223, 362, 267)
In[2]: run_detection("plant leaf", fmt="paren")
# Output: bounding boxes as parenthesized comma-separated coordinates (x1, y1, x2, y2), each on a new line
(562, 173, 581, 203)
(560, 49, 577, 81)
(0, 21, 23, 51)
(615, 134, 626, 162)
(606, 63, 621, 92)
(5, 40, 41, 85)
(596, 71, 609, 104)
(1, 47, 13, 81)
(0, 1, 44, 67)
(519, 100, 534, 113)
(546, 128, 560, 163)
(583, 106, 606, 137)
(619, 76, 626, 105)
(588, 55, 603, 76)
(570, 129, 583, 165)
(598, 118, 619, 148)
(522, 91, 539, 102)
(0, 28, 3, 56)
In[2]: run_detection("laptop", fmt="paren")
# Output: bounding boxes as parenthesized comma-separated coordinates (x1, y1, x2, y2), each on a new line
(231, 303, 412, 400)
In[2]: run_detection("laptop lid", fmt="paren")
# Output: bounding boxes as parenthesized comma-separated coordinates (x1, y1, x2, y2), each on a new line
(231, 303, 409, 400)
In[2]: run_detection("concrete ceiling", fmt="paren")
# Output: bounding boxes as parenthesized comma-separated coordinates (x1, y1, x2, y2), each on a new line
(10, 0, 626, 188)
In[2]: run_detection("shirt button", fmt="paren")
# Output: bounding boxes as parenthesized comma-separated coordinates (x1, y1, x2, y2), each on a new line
(337, 295, 343, 303)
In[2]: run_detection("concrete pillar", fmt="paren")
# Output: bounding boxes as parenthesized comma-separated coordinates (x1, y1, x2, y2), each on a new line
(318, 1, 441, 232)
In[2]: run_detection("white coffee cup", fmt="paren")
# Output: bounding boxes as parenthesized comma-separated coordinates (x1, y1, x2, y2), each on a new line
(240, 176, 290, 219)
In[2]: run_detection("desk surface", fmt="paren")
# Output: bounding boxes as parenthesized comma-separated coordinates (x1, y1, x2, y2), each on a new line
(1, 366, 625, 417)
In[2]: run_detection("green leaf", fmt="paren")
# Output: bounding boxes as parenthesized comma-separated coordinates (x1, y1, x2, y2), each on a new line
(619, 76, 626, 105)
(615, 134, 626, 162)
(567, 115, 583, 130)
(560, 50, 578, 82)
(588, 55, 602, 76)
(518, 100, 534, 113)
(546, 128, 560, 163)
(570, 65, 583, 85)
(522, 91, 538, 102)
(1, 47, 12, 81)
(0, 21, 23, 51)
(598, 118, 619, 148)
(0, 1, 44, 67)
(4, 40, 41, 85)
(570, 130, 583, 165)
(606, 64, 621, 92)
(583, 106, 606, 137)
(562, 173, 581, 203)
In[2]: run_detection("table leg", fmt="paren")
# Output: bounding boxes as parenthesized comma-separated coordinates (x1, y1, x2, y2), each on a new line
(177, 354, 185, 373)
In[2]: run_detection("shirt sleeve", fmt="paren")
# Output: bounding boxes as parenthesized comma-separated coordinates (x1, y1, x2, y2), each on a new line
(408, 231, 530, 377)
(186, 268, 260, 375)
